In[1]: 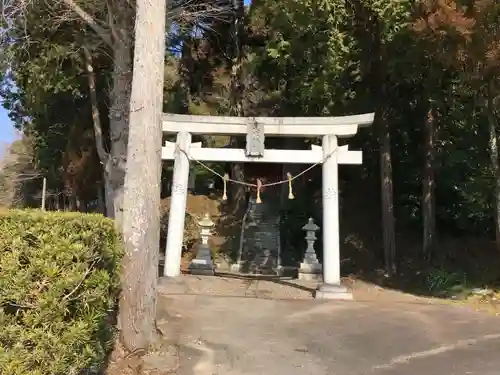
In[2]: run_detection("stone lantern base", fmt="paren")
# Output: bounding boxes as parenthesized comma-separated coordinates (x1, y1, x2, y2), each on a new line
(298, 262, 322, 281)
(189, 245, 215, 276)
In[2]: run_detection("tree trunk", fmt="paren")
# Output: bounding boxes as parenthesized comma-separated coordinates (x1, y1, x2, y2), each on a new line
(119, 0, 167, 352)
(97, 182, 106, 214)
(422, 103, 437, 260)
(178, 37, 193, 114)
(83, 36, 131, 230)
(107, 33, 132, 230)
(378, 111, 397, 276)
(229, 0, 246, 214)
(487, 82, 500, 249)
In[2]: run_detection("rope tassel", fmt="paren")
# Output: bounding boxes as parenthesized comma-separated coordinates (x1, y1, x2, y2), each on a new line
(287, 172, 294, 200)
(256, 178, 262, 203)
(222, 173, 229, 201)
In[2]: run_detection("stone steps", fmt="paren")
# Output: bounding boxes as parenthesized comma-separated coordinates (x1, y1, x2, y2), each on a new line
(238, 198, 281, 275)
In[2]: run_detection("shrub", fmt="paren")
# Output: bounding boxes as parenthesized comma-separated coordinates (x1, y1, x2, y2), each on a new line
(0, 210, 123, 375)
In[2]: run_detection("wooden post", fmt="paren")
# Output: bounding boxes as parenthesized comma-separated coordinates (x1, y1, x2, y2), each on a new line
(164, 131, 191, 277)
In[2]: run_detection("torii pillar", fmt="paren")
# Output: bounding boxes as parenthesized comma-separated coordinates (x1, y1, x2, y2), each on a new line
(314, 134, 352, 300)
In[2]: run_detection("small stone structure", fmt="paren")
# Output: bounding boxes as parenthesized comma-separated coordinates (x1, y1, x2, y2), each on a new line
(188, 214, 215, 275)
(298, 218, 322, 281)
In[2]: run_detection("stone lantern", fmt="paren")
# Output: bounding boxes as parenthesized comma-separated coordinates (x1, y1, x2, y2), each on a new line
(298, 218, 322, 281)
(189, 213, 215, 275)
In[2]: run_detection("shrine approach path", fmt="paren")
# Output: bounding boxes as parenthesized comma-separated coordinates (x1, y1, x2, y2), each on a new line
(154, 275, 500, 375)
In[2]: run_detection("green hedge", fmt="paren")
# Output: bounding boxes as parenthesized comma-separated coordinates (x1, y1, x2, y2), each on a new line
(0, 210, 123, 375)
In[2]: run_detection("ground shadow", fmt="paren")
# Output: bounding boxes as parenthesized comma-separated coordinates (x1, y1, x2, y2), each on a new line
(214, 271, 316, 294)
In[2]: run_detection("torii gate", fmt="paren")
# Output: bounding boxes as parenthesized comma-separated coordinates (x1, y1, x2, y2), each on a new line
(162, 113, 374, 300)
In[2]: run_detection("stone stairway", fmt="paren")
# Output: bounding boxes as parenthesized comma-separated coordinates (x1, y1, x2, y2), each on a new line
(237, 197, 281, 275)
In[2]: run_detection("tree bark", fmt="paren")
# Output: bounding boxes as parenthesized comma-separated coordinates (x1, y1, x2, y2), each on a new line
(97, 182, 106, 214)
(107, 29, 132, 230)
(178, 37, 193, 114)
(378, 111, 397, 276)
(422, 103, 437, 260)
(229, 0, 246, 214)
(487, 81, 500, 249)
(119, 0, 167, 352)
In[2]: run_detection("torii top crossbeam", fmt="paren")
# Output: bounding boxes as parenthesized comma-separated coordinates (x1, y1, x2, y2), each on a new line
(162, 113, 375, 137)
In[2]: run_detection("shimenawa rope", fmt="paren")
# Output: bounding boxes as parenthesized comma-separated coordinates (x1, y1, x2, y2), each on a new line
(174, 144, 338, 203)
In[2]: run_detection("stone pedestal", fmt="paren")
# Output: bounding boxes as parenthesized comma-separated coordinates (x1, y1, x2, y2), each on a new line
(189, 245, 215, 275)
(298, 218, 322, 281)
(314, 283, 353, 300)
(298, 263, 322, 281)
(189, 214, 215, 276)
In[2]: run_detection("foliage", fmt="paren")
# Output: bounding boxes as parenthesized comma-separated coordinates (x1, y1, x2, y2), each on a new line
(426, 268, 468, 294)
(0, 4, 110, 207)
(0, 210, 122, 375)
(2, 0, 500, 279)
(0, 138, 41, 208)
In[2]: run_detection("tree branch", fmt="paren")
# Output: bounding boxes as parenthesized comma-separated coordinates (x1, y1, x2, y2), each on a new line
(83, 46, 109, 164)
(61, 0, 113, 47)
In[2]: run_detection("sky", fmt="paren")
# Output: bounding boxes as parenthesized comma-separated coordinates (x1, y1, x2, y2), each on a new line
(0, 102, 17, 146)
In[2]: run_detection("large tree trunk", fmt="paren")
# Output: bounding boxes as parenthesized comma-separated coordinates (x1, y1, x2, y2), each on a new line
(119, 0, 167, 352)
(106, 32, 133, 230)
(378, 111, 397, 276)
(422, 103, 437, 260)
(487, 82, 500, 249)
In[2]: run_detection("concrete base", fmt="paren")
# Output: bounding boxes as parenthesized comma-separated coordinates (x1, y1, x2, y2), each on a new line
(314, 283, 353, 300)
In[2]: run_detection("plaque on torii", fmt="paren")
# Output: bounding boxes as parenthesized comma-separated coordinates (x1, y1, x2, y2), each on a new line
(245, 119, 265, 157)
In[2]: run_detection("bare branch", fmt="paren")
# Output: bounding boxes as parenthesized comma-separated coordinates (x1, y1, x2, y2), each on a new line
(61, 0, 112, 47)
(168, 0, 235, 30)
(0, 0, 113, 47)
(83, 45, 109, 164)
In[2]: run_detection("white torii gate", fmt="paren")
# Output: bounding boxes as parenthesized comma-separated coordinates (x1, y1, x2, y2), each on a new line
(162, 113, 374, 300)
